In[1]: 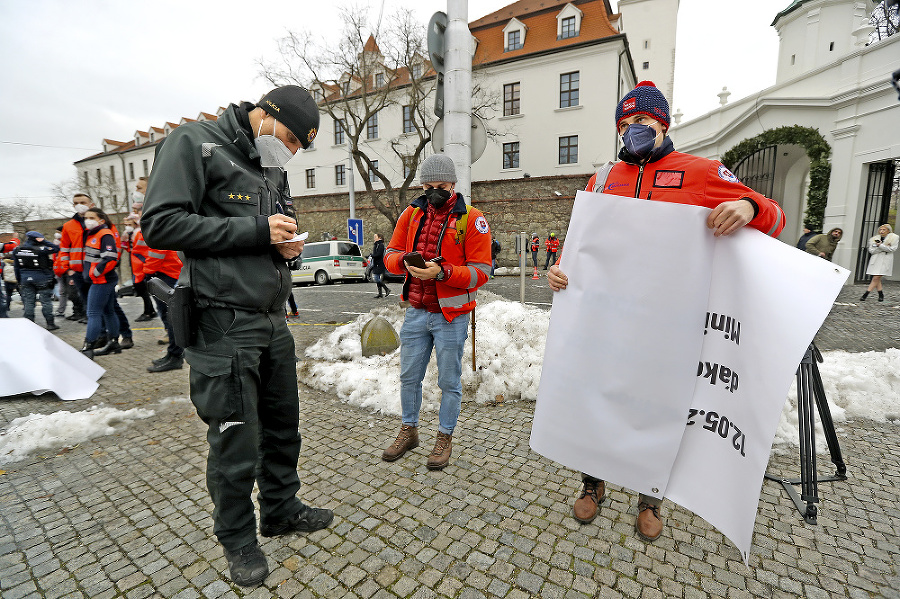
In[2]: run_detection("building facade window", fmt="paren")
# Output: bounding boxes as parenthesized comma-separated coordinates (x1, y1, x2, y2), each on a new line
(96, 168, 102, 183)
(375, 73, 384, 87)
(109, 165, 115, 181)
(366, 112, 378, 139)
(335, 164, 346, 186)
(560, 71, 579, 108)
(306, 168, 315, 189)
(506, 30, 522, 51)
(503, 142, 520, 169)
(402, 106, 414, 133)
(503, 82, 520, 116)
(142, 160, 148, 177)
(644, 39, 651, 49)
(369, 160, 379, 183)
(560, 16, 577, 39)
(412, 63, 422, 78)
(559, 136, 578, 164)
(83, 171, 89, 187)
(128, 162, 134, 180)
(643, 61, 650, 70)
(334, 118, 345, 145)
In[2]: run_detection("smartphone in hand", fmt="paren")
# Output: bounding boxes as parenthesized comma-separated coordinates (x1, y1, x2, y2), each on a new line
(403, 251, 427, 269)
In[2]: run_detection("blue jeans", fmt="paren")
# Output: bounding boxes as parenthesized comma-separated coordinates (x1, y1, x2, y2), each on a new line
(86, 279, 120, 343)
(399, 307, 469, 435)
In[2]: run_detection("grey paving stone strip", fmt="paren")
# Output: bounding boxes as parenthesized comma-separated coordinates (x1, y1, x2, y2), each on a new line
(0, 282, 898, 597)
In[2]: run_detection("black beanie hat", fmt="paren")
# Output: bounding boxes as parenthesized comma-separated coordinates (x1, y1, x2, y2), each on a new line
(615, 81, 670, 130)
(258, 85, 320, 149)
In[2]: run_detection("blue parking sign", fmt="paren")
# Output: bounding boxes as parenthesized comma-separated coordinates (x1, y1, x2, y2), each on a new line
(348, 218, 363, 245)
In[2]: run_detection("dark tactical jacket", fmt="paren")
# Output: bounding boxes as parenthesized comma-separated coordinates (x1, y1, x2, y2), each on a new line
(142, 103, 294, 313)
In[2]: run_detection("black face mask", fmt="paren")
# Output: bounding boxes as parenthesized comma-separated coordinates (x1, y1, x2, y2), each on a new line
(425, 187, 452, 206)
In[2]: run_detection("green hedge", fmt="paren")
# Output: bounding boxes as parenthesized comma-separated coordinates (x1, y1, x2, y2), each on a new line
(721, 126, 831, 230)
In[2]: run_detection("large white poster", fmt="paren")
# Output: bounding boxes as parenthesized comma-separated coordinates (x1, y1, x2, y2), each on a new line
(530, 191, 848, 560)
(0, 319, 105, 401)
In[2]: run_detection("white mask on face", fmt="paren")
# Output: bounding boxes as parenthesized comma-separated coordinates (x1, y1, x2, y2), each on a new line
(124, 226, 134, 234)
(74, 203, 89, 215)
(132, 191, 144, 202)
(254, 116, 295, 169)
(83, 218, 99, 230)
(54, 233, 62, 241)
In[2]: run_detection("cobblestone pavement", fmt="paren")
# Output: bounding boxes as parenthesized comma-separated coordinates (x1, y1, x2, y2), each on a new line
(1, 282, 899, 598)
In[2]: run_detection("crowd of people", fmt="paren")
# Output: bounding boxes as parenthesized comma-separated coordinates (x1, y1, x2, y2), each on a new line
(0, 80, 895, 589)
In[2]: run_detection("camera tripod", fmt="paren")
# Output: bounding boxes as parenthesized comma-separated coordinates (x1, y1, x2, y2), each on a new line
(764, 343, 847, 524)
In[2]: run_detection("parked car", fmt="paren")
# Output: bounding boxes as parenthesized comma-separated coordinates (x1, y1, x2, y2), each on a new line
(291, 240, 366, 285)
(364, 255, 406, 283)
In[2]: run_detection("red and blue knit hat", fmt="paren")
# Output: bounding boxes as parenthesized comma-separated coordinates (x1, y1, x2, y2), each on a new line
(615, 81, 670, 130)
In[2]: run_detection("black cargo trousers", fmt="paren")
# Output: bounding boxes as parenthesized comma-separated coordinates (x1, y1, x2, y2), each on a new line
(184, 306, 304, 552)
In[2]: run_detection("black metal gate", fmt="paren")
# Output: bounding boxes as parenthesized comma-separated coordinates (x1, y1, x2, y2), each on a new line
(855, 160, 897, 282)
(733, 145, 777, 199)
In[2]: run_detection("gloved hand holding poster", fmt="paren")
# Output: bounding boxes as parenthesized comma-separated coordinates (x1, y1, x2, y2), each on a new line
(530, 191, 848, 562)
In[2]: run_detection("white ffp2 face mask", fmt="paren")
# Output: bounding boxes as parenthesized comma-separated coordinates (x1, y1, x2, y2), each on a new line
(74, 204, 89, 215)
(254, 117, 295, 169)
(83, 218, 99, 230)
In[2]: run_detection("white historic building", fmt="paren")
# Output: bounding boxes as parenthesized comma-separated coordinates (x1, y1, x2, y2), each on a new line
(73, 0, 682, 211)
(287, 0, 670, 196)
(670, 0, 899, 282)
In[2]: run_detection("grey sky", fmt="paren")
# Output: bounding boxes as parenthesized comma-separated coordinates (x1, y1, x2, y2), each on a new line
(0, 0, 787, 209)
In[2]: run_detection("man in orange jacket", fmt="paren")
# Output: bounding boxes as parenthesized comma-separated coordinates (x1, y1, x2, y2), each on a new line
(143, 247, 184, 372)
(381, 154, 492, 470)
(548, 81, 785, 543)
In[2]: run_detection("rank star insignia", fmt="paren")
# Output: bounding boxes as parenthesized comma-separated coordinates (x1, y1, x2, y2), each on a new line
(228, 193, 235, 199)
(237, 194, 244, 200)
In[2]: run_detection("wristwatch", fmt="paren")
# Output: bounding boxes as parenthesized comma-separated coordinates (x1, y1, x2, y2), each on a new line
(435, 267, 446, 281)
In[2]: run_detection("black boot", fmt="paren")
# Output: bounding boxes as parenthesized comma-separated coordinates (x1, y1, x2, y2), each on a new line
(860, 291, 869, 301)
(81, 340, 96, 360)
(46, 317, 59, 331)
(92, 338, 122, 356)
(381, 283, 391, 297)
(878, 291, 884, 302)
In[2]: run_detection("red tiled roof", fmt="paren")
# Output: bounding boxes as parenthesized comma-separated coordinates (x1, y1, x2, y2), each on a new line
(472, 0, 620, 65)
(363, 34, 380, 53)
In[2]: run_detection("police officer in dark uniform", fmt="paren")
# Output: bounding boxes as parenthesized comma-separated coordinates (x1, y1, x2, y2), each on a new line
(11, 231, 60, 330)
(141, 86, 332, 587)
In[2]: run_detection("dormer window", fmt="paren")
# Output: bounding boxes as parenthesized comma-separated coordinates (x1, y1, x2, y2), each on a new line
(375, 73, 385, 88)
(503, 18, 527, 52)
(507, 30, 522, 51)
(412, 63, 422, 79)
(560, 16, 576, 39)
(556, 4, 583, 40)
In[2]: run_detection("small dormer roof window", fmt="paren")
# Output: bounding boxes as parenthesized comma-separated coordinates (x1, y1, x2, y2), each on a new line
(503, 18, 527, 52)
(557, 4, 583, 40)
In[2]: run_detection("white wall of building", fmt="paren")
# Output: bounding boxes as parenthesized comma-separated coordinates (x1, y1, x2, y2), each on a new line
(671, 2, 898, 280)
(616, 0, 678, 105)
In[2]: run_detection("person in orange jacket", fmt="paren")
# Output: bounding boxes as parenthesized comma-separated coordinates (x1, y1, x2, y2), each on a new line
(80, 208, 122, 358)
(548, 81, 786, 544)
(544, 233, 560, 270)
(121, 212, 156, 321)
(380, 154, 492, 470)
(143, 247, 184, 373)
(1, 232, 21, 318)
(55, 194, 92, 321)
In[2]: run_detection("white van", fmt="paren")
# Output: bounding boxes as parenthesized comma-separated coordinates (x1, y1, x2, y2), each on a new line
(291, 240, 366, 285)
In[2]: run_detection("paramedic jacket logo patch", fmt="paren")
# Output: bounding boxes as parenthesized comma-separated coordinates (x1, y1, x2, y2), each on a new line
(653, 170, 684, 188)
(718, 165, 739, 183)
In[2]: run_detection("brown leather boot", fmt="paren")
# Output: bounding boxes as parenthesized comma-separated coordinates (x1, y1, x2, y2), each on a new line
(382, 424, 419, 462)
(573, 478, 606, 523)
(635, 502, 663, 541)
(426, 432, 452, 470)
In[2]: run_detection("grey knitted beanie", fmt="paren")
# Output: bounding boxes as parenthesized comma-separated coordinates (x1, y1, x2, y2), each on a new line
(419, 154, 457, 183)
